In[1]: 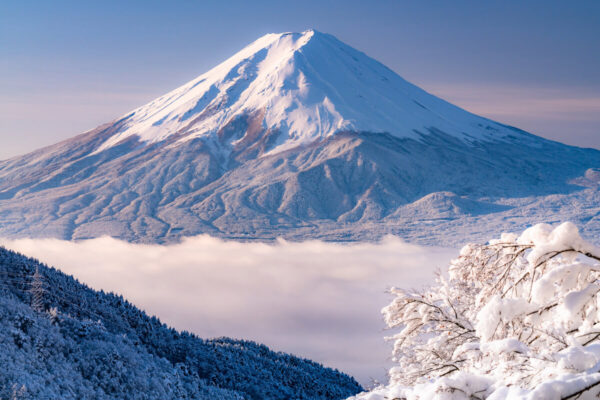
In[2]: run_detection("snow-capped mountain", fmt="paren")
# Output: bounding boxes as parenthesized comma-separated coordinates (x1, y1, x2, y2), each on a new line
(93, 30, 522, 157)
(0, 30, 598, 245)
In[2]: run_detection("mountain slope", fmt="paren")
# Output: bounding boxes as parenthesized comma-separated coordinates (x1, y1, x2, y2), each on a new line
(0, 30, 598, 244)
(0, 246, 362, 399)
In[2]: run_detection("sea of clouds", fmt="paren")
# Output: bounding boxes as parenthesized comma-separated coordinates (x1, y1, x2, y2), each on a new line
(0, 235, 456, 386)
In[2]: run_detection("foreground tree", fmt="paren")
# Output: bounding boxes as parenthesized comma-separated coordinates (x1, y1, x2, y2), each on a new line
(351, 222, 600, 400)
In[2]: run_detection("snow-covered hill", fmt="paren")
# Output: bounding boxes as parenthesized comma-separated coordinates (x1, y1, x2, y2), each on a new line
(0, 30, 598, 245)
(0, 246, 362, 399)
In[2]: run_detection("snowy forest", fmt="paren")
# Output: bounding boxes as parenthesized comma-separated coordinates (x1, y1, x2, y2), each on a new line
(0, 247, 362, 399)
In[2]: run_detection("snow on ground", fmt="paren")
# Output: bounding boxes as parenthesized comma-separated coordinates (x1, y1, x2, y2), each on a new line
(0, 235, 455, 386)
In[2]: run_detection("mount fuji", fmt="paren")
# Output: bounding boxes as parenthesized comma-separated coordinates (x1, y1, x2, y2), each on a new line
(1, 30, 599, 245)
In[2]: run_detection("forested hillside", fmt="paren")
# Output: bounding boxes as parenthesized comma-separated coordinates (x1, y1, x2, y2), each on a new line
(0, 247, 362, 399)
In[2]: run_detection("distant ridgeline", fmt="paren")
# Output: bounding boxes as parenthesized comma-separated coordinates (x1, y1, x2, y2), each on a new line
(0, 247, 362, 399)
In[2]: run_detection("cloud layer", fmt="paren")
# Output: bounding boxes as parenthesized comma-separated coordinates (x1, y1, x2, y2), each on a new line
(0, 235, 456, 385)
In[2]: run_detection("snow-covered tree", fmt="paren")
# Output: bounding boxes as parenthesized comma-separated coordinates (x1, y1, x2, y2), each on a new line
(28, 266, 45, 313)
(351, 222, 600, 400)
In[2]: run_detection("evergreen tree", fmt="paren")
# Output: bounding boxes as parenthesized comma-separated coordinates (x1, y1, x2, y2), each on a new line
(29, 266, 45, 313)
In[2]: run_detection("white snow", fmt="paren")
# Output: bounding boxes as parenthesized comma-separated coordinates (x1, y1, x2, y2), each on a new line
(480, 338, 530, 355)
(93, 30, 529, 156)
(350, 222, 600, 400)
(475, 296, 534, 342)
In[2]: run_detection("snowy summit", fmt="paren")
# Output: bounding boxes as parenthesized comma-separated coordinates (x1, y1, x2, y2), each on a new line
(94, 29, 531, 156)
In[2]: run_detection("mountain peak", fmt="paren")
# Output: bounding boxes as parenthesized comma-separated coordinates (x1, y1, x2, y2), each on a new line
(93, 30, 528, 156)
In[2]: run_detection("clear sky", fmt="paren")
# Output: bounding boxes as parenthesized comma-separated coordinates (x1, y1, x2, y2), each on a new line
(1, 0, 598, 160)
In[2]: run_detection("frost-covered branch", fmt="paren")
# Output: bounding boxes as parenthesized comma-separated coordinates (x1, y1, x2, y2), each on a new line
(350, 222, 600, 400)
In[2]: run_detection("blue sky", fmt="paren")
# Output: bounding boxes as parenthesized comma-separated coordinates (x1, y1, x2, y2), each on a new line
(1, 0, 598, 159)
